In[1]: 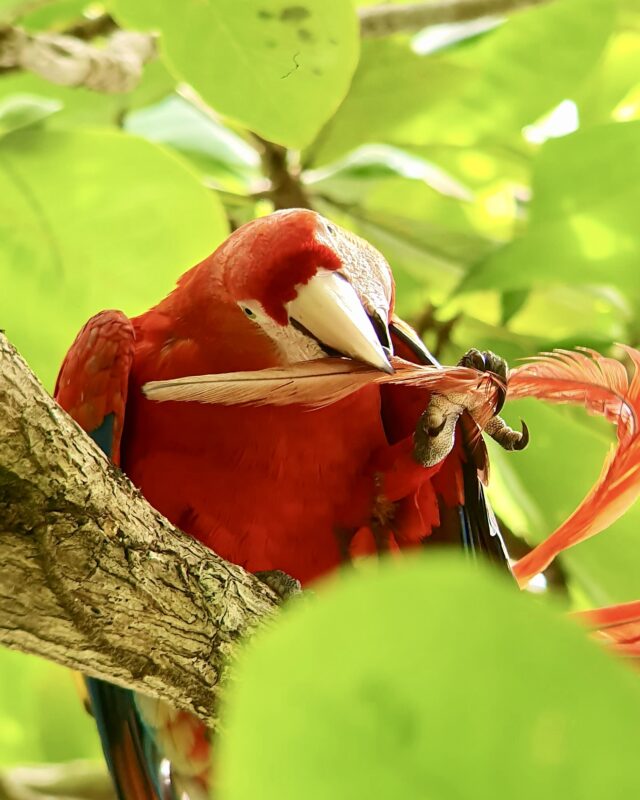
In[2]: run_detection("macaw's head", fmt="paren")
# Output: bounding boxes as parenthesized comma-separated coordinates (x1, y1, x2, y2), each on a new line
(217, 208, 395, 373)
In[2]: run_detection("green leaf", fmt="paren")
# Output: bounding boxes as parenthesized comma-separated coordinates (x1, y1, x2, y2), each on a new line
(111, 0, 360, 149)
(576, 29, 640, 126)
(460, 122, 640, 296)
(313, 195, 462, 317)
(0, 94, 61, 137)
(308, 39, 470, 165)
(0, 128, 228, 388)
(310, 0, 613, 165)
(125, 95, 261, 192)
(501, 289, 529, 325)
(506, 285, 631, 345)
(20, 0, 89, 30)
(0, 0, 20, 22)
(0, 650, 100, 764)
(218, 555, 640, 800)
(425, 0, 614, 145)
(0, 60, 176, 127)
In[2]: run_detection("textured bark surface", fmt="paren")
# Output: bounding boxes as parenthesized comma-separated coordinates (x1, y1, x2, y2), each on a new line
(0, 333, 278, 727)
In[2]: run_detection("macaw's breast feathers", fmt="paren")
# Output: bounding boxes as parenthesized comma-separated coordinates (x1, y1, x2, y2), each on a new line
(55, 310, 135, 465)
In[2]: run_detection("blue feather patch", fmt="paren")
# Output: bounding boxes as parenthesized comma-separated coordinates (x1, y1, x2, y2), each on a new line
(89, 413, 116, 457)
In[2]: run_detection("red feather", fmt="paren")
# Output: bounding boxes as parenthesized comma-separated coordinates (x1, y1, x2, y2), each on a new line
(142, 356, 501, 418)
(573, 600, 640, 661)
(509, 346, 640, 587)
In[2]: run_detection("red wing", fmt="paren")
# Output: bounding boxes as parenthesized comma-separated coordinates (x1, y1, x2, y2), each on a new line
(55, 310, 135, 465)
(55, 312, 160, 800)
(381, 317, 509, 565)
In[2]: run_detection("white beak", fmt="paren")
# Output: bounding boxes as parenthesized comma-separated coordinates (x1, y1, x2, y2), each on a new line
(287, 269, 393, 373)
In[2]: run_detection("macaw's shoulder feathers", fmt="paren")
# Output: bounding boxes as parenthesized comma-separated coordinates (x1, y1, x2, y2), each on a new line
(55, 310, 134, 464)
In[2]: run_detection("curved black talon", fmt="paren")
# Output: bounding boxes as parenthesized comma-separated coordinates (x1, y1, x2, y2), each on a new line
(458, 348, 509, 414)
(512, 419, 529, 451)
(458, 348, 487, 371)
(485, 417, 529, 452)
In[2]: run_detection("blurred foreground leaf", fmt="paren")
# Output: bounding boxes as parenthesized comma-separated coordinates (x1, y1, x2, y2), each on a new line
(218, 556, 640, 800)
(0, 650, 100, 764)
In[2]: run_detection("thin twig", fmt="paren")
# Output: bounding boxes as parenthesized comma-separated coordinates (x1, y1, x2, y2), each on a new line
(0, 26, 155, 90)
(360, 0, 553, 38)
(250, 133, 313, 210)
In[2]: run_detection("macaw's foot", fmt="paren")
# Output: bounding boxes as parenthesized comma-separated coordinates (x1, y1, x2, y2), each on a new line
(255, 569, 302, 602)
(413, 394, 464, 468)
(457, 348, 508, 412)
(457, 347, 529, 453)
(412, 347, 530, 466)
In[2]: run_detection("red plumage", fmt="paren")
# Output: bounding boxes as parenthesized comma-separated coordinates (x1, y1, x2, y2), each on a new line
(56, 209, 495, 799)
(55, 210, 640, 799)
(58, 209, 485, 585)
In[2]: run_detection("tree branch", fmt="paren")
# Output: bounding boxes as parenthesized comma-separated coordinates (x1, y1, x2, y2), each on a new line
(0, 0, 557, 92)
(359, 0, 553, 38)
(250, 133, 313, 210)
(0, 26, 155, 91)
(0, 333, 278, 728)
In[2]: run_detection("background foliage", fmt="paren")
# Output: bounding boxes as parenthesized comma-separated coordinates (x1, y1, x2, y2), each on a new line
(1, 0, 639, 790)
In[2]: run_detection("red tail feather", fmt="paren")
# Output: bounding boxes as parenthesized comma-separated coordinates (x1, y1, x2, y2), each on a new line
(509, 346, 640, 587)
(573, 600, 640, 661)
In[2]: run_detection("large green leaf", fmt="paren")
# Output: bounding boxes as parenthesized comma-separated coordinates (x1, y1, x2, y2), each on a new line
(112, 0, 360, 149)
(428, 0, 613, 144)
(0, 95, 61, 137)
(218, 555, 640, 800)
(460, 122, 640, 296)
(310, 0, 613, 165)
(576, 28, 640, 126)
(307, 39, 470, 165)
(125, 95, 261, 192)
(20, 0, 89, 30)
(0, 128, 228, 387)
(0, 0, 20, 21)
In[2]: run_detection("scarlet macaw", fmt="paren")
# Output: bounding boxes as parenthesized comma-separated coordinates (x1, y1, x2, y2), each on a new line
(55, 209, 518, 799)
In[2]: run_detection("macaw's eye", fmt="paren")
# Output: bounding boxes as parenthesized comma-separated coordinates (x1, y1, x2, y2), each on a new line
(243, 307, 257, 319)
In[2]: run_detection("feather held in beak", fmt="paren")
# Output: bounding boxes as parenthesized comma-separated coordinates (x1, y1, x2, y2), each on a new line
(143, 356, 501, 422)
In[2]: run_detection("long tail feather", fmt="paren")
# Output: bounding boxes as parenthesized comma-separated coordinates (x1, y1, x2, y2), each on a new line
(509, 346, 640, 587)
